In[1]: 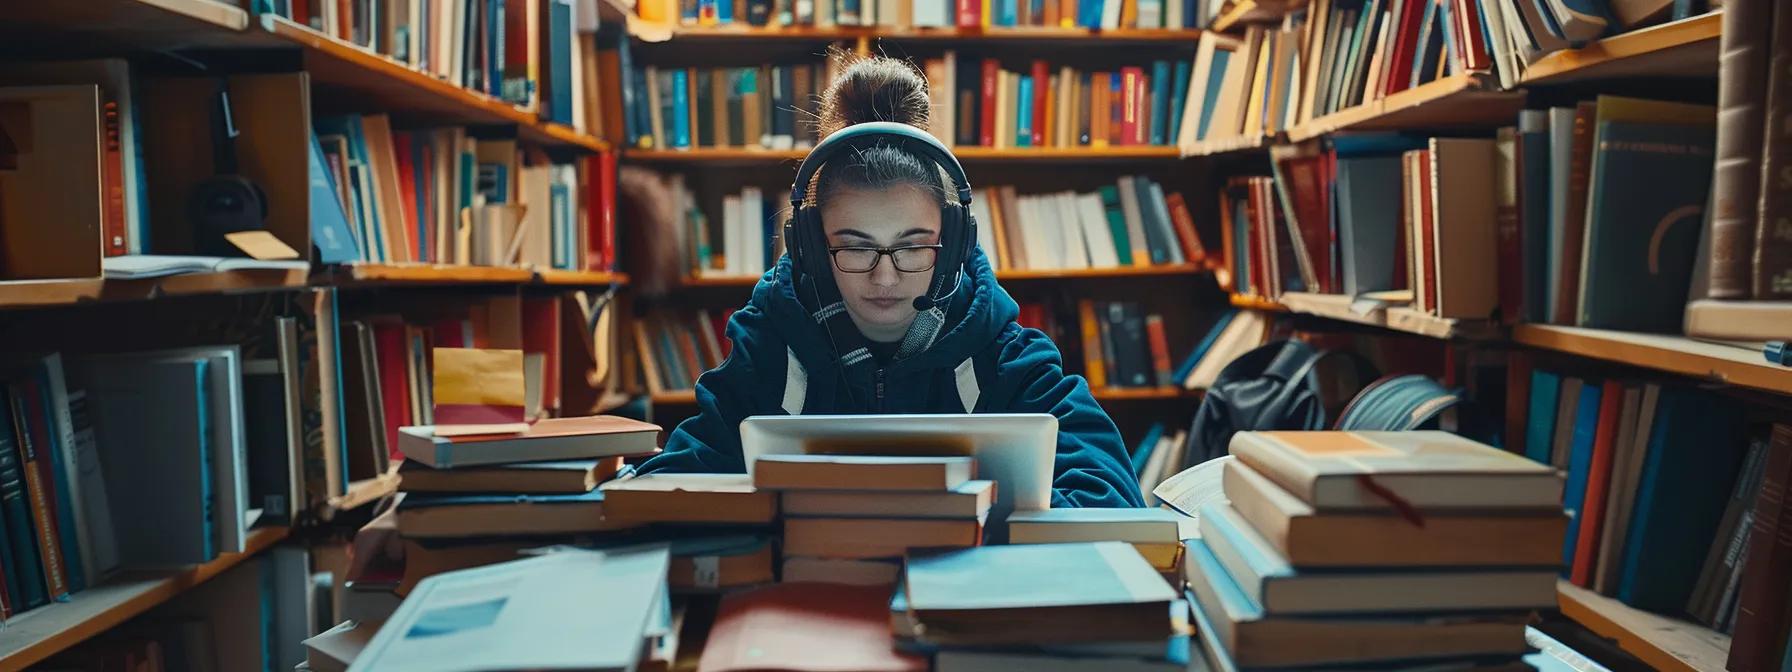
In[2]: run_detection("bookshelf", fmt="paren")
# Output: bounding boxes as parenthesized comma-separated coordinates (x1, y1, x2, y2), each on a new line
(1228, 293, 1288, 312)
(254, 16, 607, 152)
(0, 0, 259, 50)
(1513, 324, 1792, 396)
(1184, 133, 1273, 157)
(674, 264, 1207, 288)
(1518, 13, 1722, 86)
(0, 269, 311, 310)
(0, 526, 291, 670)
(1286, 74, 1527, 142)
(626, 146, 1186, 162)
(1232, 292, 1499, 340)
(632, 23, 1206, 42)
(1207, 0, 1297, 33)
(1556, 582, 1731, 672)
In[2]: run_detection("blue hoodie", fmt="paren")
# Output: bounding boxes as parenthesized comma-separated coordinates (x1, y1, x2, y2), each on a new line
(637, 247, 1145, 508)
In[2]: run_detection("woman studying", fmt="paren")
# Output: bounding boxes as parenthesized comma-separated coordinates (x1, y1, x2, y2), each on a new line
(639, 57, 1143, 508)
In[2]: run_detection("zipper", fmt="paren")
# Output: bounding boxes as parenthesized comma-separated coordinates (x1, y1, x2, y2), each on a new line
(874, 368, 886, 411)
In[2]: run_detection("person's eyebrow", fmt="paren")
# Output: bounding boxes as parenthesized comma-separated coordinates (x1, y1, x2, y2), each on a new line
(831, 229, 877, 241)
(896, 228, 935, 240)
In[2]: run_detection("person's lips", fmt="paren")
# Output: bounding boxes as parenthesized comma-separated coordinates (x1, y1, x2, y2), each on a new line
(864, 297, 904, 310)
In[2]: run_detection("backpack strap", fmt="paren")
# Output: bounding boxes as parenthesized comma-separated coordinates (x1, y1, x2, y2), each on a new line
(781, 347, 807, 415)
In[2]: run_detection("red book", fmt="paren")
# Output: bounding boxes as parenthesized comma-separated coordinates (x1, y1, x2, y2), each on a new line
(10, 383, 68, 601)
(1728, 424, 1792, 672)
(1279, 155, 1333, 293)
(373, 322, 413, 465)
(102, 100, 126, 256)
(1382, 0, 1429, 96)
(1570, 380, 1624, 587)
(1418, 149, 1437, 312)
(393, 132, 421, 262)
(1164, 192, 1207, 264)
(1453, 0, 1491, 72)
(699, 583, 926, 672)
(979, 60, 999, 147)
(523, 297, 563, 416)
(957, 0, 980, 28)
(1120, 68, 1141, 146)
(1145, 314, 1172, 387)
(432, 318, 472, 349)
(1396, 150, 1413, 293)
(586, 151, 616, 271)
(1030, 60, 1049, 147)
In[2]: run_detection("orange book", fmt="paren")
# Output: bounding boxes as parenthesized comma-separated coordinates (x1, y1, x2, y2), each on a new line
(1165, 192, 1208, 263)
(698, 583, 926, 672)
(1570, 380, 1625, 587)
(984, 188, 1012, 270)
(1091, 73, 1111, 148)
(1077, 299, 1107, 388)
(1145, 314, 1173, 387)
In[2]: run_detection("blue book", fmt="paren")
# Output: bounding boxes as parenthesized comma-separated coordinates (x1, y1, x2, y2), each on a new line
(1196, 50, 1231, 140)
(670, 69, 692, 149)
(716, 0, 733, 23)
(316, 116, 385, 262)
(1577, 120, 1715, 332)
(1016, 76, 1034, 148)
(1149, 61, 1170, 146)
(1438, 0, 1458, 77)
(1524, 370, 1561, 465)
(0, 389, 47, 610)
(548, 0, 575, 123)
(194, 358, 216, 561)
(1518, 111, 1551, 323)
(1334, 156, 1404, 296)
(1167, 60, 1190, 145)
(490, 0, 506, 97)
(551, 181, 571, 269)
(329, 291, 351, 496)
(1558, 380, 1602, 576)
(1173, 310, 1237, 383)
(30, 365, 84, 594)
(1130, 423, 1165, 475)
(1617, 387, 1746, 611)
(903, 542, 1176, 615)
(999, 0, 1017, 26)
(308, 131, 362, 264)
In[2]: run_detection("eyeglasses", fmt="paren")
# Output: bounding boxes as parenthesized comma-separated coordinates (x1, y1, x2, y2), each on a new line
(827, 244, 943, 273)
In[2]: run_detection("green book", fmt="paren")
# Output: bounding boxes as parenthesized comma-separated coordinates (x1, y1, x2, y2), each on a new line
(1098, 186, 1134, 266)
(1576, 120, 1715, 332)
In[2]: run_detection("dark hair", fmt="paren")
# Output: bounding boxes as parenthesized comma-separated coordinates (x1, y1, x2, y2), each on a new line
(813, 56, 948, 205)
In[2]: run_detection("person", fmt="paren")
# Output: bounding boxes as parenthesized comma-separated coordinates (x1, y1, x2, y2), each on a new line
(637, 56, 1143, 508)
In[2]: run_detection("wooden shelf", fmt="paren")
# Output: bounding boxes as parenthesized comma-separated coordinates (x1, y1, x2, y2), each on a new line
(1557, 581, 1730, 672)
(1288, 74, 1527, 142)
(1520, 13, 1721, 86)
(536, 269, 632, 286)
(1513, 324, 1792, 395)
(0, 526, 290, 670)
(1184, 133, 1272, 157)
(0, 268, 312, 311)
(1209, 0, 1298, 33)
(1228, 293, 1288, 312)
(1268, 292, 1499, 339)
(624, 145, 1183, 163)
(256, 16, 606, 152)
(0, 0, 267, 53)
(327, 263, 537, 285)
(630, 23, 1204, 43)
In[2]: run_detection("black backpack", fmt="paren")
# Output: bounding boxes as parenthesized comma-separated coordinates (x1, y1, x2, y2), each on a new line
(1183, 340, 1362, 465)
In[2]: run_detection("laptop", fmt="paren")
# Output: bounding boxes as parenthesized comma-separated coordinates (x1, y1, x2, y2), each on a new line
(739, 413, 1057, 541)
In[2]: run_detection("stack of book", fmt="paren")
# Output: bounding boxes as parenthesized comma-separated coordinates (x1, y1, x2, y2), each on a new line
(754, 454, 992, 586)
(1007, 507, 1187, 583)
(1187, 430, 1565, 669)
(598, 472, 781, 592)
(388, 415, 661, 599)
(634, 309, 732, 395)
(896, 541, 1189, 671)
(635, 0, 1221, 32)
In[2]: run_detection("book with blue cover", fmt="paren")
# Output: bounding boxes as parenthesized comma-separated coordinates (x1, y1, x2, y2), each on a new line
(669, 69, 691, 149)
(1617, 386, 1746, 612)
(901, 542, 1176, 645)
(1576, 120, 1715, 332)
(1524, 370, 1561, 465)
(1335, 156, 1404, 296)
(1559, 380, 1602, 575)
(1016, 76, 1034, 148)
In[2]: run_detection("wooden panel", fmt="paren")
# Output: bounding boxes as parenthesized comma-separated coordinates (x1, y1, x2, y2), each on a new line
(1288, 75, 1526, 142)
(1271, 292, 1498, 339)
(0, 0, 263, 54)
(0, 527, 290, 670)
(536, 269, 631, 286)
(0, 269, 310, 311)
(1557, 581, 1730, 672)
(1520, 13, 1721, 86)
(1513, 324, 1792, 395)
(330, 263, 536, 285)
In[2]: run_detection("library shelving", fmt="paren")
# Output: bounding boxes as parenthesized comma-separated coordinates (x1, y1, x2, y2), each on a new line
(1556, 581, 1731, 672)
(1207, 0, 1297, 33)
(626, 146, 1187, 163)
(252, 16, 606, 152)
(0, 0, 257, 50)
(1518, 12, 1722, 86)
(1227, 293, 1289, 312)
(0, 269, 312, 311)
(674, 264, 1208, 289)
(320, 264, 628, 288)
(1183, 132, 1272, 158)
(1286, 74, 1526, 142)
(1275, 292, 1500, 340)
(0, 527, 291, 671)
(631, 23, 1206, 42)
(1512, 324, 1792, 397)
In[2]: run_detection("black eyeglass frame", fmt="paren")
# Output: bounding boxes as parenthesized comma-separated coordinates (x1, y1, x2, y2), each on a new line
(825, 244, 946, 273)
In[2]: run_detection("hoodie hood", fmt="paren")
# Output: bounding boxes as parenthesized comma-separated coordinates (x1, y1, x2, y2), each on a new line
(749, 246, 1017, 377)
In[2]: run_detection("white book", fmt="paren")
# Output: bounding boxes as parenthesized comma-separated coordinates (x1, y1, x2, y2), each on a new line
(1138, 0, 1162, 29)
(1101, 0, 1122, 30)
(942, 51, 958, 146)
(1117, 176, 1151, 266)
(972, 190, 999, 269)
(915, 0, 952, 27)
(722, 194, 742, 277)
(1077, 193, 1120, 268)
(1057, 192, 1092, 269)
(1146, 180, 1185, 264)
(1030, 196, 1064, 270)
(1166, 0, 1183, 33)
(741, 187, 766, 275)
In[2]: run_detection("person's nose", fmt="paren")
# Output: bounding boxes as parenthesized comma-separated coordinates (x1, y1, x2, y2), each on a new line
(870, 254, 901, 287)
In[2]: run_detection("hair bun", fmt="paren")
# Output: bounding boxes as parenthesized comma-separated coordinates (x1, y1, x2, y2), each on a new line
(818, 57, 931, 138)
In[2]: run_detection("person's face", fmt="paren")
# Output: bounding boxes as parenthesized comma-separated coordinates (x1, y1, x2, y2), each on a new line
(819, 185, 943, 343)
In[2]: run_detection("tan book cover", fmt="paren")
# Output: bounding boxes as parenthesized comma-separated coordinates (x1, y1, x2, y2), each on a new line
(783, 517, 982, 559)
(601, 473, 777, 524)
(1230, 431, 1561, 510)
(754, 455, 975, 491)
(1707, 0, 1771, 298)
(1428, 137, 1499, 319)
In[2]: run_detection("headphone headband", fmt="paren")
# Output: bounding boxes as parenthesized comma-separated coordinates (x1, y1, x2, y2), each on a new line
(789, 121, 973, 206)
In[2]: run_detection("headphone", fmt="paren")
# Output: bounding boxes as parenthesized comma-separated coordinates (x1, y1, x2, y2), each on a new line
(189, 76, 269, 257)
(786, 122, 978, 312)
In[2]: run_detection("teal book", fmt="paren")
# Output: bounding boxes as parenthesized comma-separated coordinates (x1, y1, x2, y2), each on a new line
(1524, 370, 1561, 465)
(1559, 380, 1601, 576)
(669, 69, 691, 149)
(0, 389, 47, 609)
(1576, 120, 1715, 332)
(694, 70, 715, 148)
(1518, 110, 1551, 324)
(1196, 51, 1231, 140)
(1167, 60, 1190, 145)
(1617, 387, 1746, 612)
(902, 542, 1175, 646)
(1099, 186, 1134, 266)
(1016, 76, 1034, 148)
(1149, 60, 1170, 146)
(23, 373, 84, 593)
(308, 131, 361, 264)
(1335, 156, 1404, 296)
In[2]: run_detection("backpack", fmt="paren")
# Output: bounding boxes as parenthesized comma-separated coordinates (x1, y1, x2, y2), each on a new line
(1183, 340, 1375, 465)
(1333, 374, 1461, 431)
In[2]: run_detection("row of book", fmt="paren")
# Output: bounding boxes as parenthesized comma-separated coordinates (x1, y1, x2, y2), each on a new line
(632, 309, 734, 395)
(261, 0, 590, 126)
(315, 115, 619, 270)
(663, 179, 785, 280)
(622, 62, 832, 151)
(1710, 0, 1792, 302)
(636, 0, 1226, 30)
(0, 344, 308, 622)
(1223, 94, 1712, 332)
(924, 55, 1197, 149)
(1509, 361, 1792, 669)
(969, 176, 1206, 271)
(1176, 0, 1706, 150)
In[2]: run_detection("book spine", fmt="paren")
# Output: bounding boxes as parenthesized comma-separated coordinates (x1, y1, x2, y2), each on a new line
(0, 390, 46, 611)
(979, 60, 998, 147)
(1077, 300, 1106, 388)
(1709, 0, 1772, 298)
(1728, 424, 1792, 671)
(1570, 380, 1622, 587)
(1495, 127, 1521, 324)
(102, 98, 127, 258)
(1165, 191, 1206, 263)
(1755, 8, 1792, 299)
(1145, 314, 1173, 387)
(9, 386, 68, 602)
(1031, 60, 1049, 147)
